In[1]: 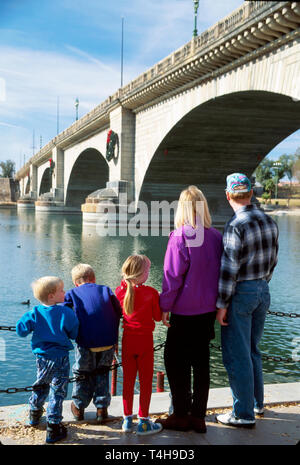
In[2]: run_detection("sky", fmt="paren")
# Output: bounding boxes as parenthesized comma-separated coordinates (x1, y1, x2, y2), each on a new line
(0, 0, 299, 172)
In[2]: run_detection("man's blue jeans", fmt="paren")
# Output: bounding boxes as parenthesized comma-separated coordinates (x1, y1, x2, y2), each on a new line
(221, 279, 270, 421)
(72, 345, 114, 410)
(29, 355, 70, 424)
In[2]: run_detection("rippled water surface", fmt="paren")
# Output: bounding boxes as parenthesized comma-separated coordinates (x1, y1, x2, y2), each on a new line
(0, 208, 299, 406)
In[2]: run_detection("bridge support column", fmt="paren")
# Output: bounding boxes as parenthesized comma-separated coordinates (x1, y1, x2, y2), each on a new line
(19, 177, 25, 198)
(109, 106, 135, 202)
(35, 147, 65, 212)
(51, 146, 64, 201)
(29, 164, 37, 199)
(82, 106, 136, 227)
(17, 167, 36, 209)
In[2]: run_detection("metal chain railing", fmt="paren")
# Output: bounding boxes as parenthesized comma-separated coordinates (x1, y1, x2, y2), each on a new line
(266, 310, 300, 318)
(0, 309, 299, 394)
(0, 337, 299, 394)
(1, 309, 299, 333)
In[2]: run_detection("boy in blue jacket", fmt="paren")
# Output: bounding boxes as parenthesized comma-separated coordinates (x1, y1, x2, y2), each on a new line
(16, 276, 79, 444)
(64, 263, 121, 424)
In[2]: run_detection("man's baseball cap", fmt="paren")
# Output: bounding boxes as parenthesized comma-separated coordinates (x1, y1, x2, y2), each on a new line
(226, 173, 252, 193)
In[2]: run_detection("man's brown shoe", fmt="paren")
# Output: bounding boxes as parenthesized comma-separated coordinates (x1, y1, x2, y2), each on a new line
(190, 416, 207, 433)
(71, 401, 84, 421)
(155, 414, 190, 431)
(96, 407, 108, 424)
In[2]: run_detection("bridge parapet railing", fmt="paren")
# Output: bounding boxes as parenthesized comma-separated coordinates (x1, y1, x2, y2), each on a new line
(119, 1, 287, 97)
(248, 1, 278, 17)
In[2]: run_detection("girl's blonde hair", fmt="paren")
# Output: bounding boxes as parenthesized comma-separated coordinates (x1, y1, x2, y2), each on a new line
(121, 255, 151, 316)
(174, 185, 212, 229)
(32, 276, 63, 305)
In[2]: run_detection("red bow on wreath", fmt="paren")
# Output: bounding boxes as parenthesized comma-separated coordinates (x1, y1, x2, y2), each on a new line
(106, 129, 119, 162)
(49, 158, 55, 175)
(107, 130, 113, 145)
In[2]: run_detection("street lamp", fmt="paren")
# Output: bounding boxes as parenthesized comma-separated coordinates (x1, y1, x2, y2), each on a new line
(75, 98, 79, 121)
(193, 0, 200, 37)
(273, 161, 282, 201)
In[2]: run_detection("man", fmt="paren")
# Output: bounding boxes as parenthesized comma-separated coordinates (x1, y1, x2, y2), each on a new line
(216, 173, 279, 428)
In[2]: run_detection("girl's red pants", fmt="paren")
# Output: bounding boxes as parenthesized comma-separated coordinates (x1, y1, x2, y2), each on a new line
(121, 332, 154, 418)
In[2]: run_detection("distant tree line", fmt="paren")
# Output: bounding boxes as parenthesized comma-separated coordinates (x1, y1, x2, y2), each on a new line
(0, 160, 16, 178)
(254, 149, 300, 200)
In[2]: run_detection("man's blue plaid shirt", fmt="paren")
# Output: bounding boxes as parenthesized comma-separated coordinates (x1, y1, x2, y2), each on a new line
(216, 204, 279, 309)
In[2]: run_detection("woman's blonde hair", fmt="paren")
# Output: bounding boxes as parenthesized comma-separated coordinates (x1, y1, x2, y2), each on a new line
(71, 263, 95, 285)
(121, 255, 151, 316)
(174, 185, 212, 229)
(32, 276, 63, 305)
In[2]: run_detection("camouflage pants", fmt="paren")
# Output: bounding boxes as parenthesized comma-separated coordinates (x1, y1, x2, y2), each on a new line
(29, 355, 70, 424)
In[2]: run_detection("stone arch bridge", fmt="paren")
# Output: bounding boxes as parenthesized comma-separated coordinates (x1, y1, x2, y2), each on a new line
(16, 1, 300, 227)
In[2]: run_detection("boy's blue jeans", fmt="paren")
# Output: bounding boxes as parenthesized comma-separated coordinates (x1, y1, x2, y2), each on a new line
(29, 355, 70, 424)
(72, 345, 114, 410)
(221, 279, 270, 421)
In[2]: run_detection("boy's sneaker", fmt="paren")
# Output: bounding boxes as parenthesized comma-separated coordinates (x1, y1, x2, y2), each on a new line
(71, 401, 84, 421)
(29, 409, 43, 426)
(216, 412, 255, 428)
(137, 419, 163, 436)
(96, 407, 108, 424)
(122, 416, 133, 433)
(46, 422, 67, 444)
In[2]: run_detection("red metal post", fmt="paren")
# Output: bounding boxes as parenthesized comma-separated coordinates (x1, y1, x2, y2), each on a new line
(156, 371, 164, 392)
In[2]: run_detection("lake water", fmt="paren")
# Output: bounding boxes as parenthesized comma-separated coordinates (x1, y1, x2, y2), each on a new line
(0, 208, 299, 407)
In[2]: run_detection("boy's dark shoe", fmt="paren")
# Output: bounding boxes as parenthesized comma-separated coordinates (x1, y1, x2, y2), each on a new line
(71, 401, 84, 421)
(96, 407, 108, 424)
(46, 423, 67, 444)
(155, 413, 190, 431)
(190, 416, 207, 433)
(29, 409, 43, 426)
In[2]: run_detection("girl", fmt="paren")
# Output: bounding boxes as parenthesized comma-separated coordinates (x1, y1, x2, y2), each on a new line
(115, 254, 162, 435)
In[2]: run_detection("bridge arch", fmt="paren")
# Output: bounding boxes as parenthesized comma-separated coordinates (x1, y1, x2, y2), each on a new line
(39, 167, 52, 196)
(65, 148, 108, 209)
(138, 90, 300, 223)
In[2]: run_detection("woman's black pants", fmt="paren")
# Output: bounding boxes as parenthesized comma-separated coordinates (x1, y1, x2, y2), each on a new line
(164, 311, 216, 419)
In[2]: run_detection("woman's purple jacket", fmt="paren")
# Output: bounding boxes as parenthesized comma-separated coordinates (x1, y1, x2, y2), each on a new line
(159, 224, 223, 315)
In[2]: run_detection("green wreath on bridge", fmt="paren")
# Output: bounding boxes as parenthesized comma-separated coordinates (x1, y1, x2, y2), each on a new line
(106, 129, 119, 162)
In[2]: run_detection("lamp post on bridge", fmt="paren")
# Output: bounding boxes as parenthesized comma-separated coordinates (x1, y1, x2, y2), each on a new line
(75, 98, 79, 121)
(193, 0, 199, 37)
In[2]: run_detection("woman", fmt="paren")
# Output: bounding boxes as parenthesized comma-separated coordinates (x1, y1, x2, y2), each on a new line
(156, 186, 223, 433)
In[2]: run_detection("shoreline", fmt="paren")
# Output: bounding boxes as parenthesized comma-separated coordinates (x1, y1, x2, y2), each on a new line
(261, 207, 300, 216)
(0, 202, 17, 208)
(1, 201, 300, 216)
(0, 382, 299, 445)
